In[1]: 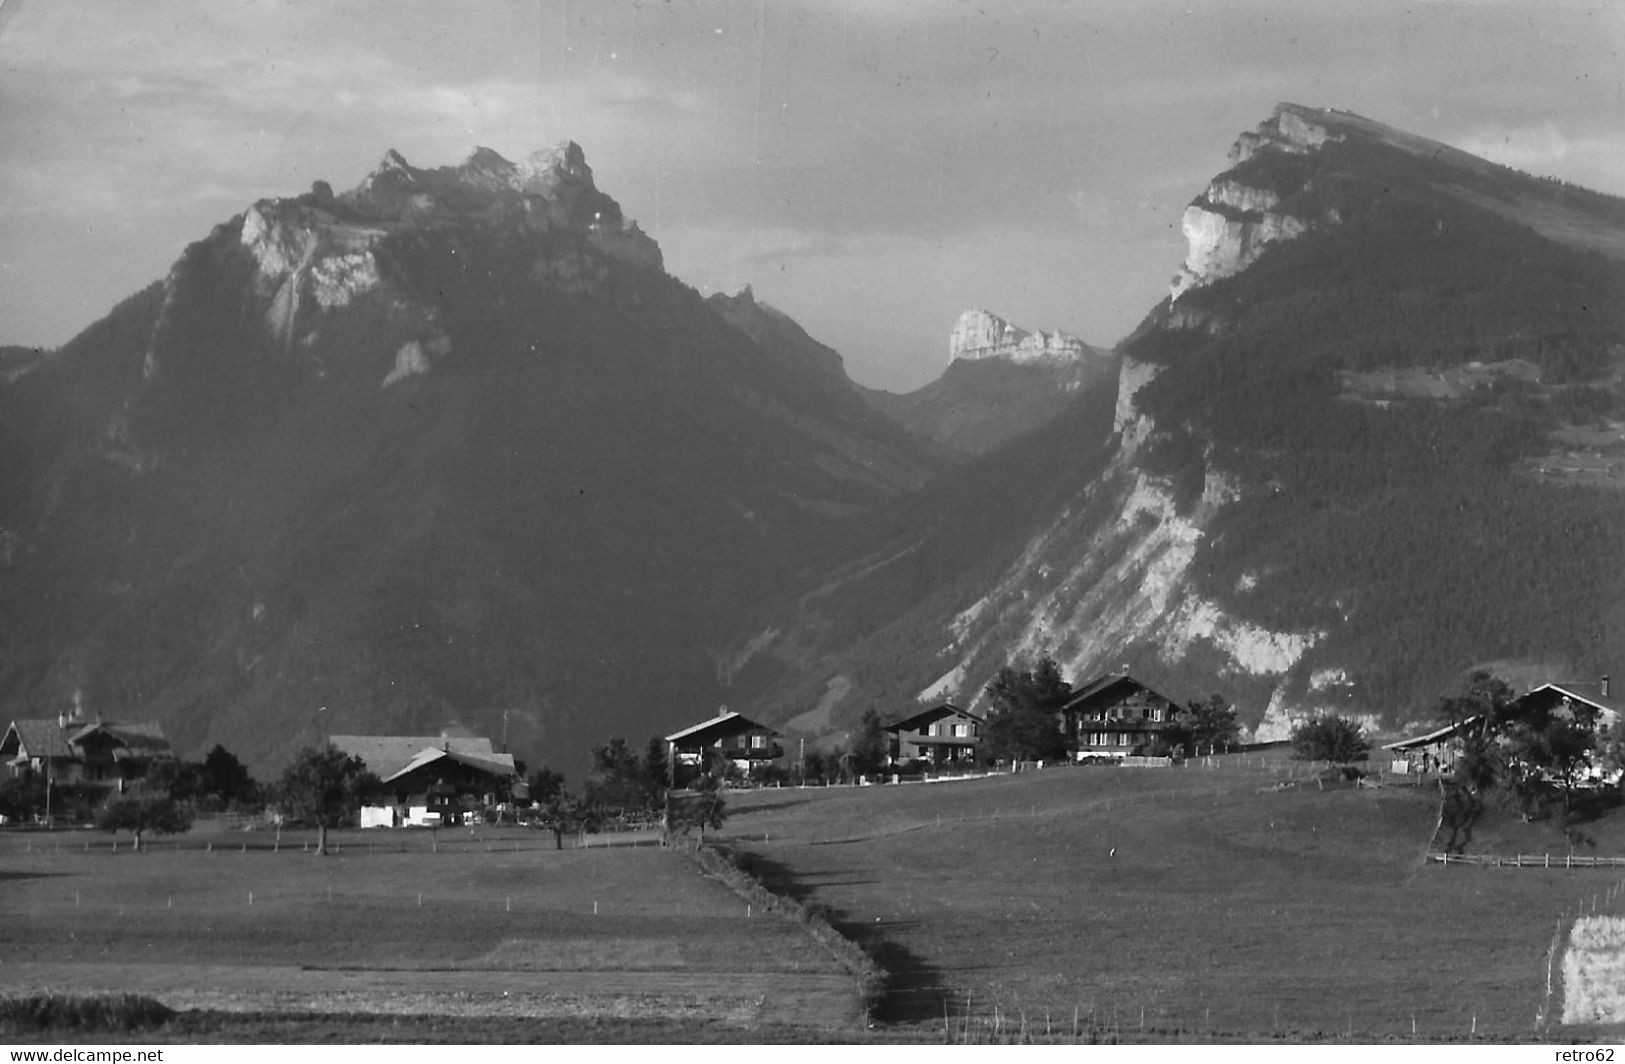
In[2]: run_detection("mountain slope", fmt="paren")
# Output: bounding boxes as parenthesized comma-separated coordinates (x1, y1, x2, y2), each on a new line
(0, 145, 939, 774)
(729, 103, 1625, 742)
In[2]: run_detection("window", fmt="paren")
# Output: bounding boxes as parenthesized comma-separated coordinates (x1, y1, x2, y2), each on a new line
(1151, 707, 1163, 722)
(749, 734, 767, 750)
(953, 723, 971, 738)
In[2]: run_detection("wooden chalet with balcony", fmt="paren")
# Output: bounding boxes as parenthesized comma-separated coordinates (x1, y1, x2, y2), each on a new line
(331, 734, 518, 828)
(1, 713, 173, 789)
(1061, 672, 1182, 758)
(664, 711, 781, 786)
(884, 703, 985, 766)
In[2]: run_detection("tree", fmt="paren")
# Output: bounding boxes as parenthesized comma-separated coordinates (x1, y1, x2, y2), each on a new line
(849, 708, 888, 776)
(586, 736, 659, 813)
(665, 774, 727, 841)
(0, 770, 47, 823)
(94, 787, 193, 851)
(525, 765, 566, 804)
(1290, 715, 1371, 765)
(272, 746, 378, 855)
(144, 758, 201, 804)
(197, 744, 258, 808)
(1503, 707, 1598, 818)
(1435, 670, 1517, 730)
(1168, 695, 1242, 755)
(534, 789, 597, 850)
(982, 656, 1071, 763)
(642, 735, 669, 797)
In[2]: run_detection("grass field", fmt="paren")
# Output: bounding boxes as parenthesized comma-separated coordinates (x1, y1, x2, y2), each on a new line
(10, 758, 1625, 1043)
(0, 824, 864, 1040)
(724, 754, 1625, 1042)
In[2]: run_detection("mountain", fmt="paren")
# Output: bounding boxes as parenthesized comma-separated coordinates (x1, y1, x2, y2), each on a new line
(726, 103, 1625, 742)
(0, 143, 939, 775)
(0, 345, 50, 385)
(861, 309, 1117, 456)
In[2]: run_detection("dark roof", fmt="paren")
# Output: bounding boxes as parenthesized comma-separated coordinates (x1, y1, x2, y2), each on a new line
(664, 710, 778, 745)
(2, 718, 169, 761)
(1061, 673, 1181, 714)
(329, 735, 498, 780)
(1518, 683, 1624, 722)
(381, 746, 517, 784)
(884, 703, 985, 733)
(2, 720, 77, 760)
(1383, 716, 1483, 752)
(70, 722, 171, 754)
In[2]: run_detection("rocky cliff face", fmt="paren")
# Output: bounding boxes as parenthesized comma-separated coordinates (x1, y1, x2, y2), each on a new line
(1165, 103, 1373, 302)
(948, 309, 1091, 364)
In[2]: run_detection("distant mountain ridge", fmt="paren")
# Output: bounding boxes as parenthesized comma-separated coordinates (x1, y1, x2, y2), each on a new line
(4, 104, 1622, 776)
(861, 309, 1117, 457)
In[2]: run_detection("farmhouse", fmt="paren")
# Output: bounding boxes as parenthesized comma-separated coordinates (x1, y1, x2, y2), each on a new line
(1382, 716, 1483, 774)
(1, 713, 172, 787)
(1514, 680, 1620, 731)
(664, 710, 781, 786)
(1061, 672, 1182, 758)
(884, 703, 985, 766)
(329, 734, 518, 827)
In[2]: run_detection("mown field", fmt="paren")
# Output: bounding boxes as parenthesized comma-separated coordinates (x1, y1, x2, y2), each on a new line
(0, 825, 864, 1042)
(724, 753, 1625, 1042)
(9, 758, 1625, 1044)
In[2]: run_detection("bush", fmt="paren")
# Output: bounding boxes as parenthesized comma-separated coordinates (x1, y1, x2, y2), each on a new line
(1290, 715, 1371, 764)
(0, 994, 173, 1032)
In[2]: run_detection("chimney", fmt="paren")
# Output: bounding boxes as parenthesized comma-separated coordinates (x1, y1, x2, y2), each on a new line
(57, 713, 66, 730)
(1604, 675, 1612, 700)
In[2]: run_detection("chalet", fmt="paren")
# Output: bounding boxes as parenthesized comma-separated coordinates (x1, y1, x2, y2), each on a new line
(884, 704, 985, 766)
(1513, 680, 1620, 732)
(1, 714, 173, 787)
(664, 711, 781, 786)
(1382, 716, 1484, 774)
(330, 734, 518, 828)
(1061, 673, 1182, 758)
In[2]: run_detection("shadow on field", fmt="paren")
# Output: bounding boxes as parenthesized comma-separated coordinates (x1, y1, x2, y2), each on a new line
(732, 849, 952, 1025)
(0, 870, 62, 882)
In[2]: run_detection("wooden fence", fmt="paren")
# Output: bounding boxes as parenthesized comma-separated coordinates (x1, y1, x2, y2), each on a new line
(1428, 852, 1625, 869)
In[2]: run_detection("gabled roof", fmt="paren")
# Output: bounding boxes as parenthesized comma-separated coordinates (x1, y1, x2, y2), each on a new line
(329, 735, 498, 780)
(381, 745, 517, 784)
(664, 710, 778, 744)
(1, 718, 169, 761)
(1061, 673, 1181, 713)
(1519, 683, 1624, 722)
(884, 703, 985, 733)
(1383, 715, 1483, 752)
(2, 719, 77, 760)
(69, 721, 171, 754)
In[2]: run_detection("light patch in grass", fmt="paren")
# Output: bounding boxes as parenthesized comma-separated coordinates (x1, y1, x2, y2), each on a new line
(1564, 916, 1625, 1025)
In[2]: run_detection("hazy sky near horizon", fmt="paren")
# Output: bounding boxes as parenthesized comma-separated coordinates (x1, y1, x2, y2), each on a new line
(2, 1, 1622, 390)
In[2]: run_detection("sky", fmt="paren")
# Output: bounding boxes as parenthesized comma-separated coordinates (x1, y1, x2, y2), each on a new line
(2, 1, 1622, 391)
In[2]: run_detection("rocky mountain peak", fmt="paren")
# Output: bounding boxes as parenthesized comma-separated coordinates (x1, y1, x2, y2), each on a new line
(1169, 104, 1343, 303)
(948, 309, 1088, 364)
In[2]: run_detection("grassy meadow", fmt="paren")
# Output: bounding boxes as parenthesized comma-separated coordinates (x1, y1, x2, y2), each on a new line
(725, 753, 1625, 1042)
(8, 756, 1625, 1043)
(0, 824, 862, 1040)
